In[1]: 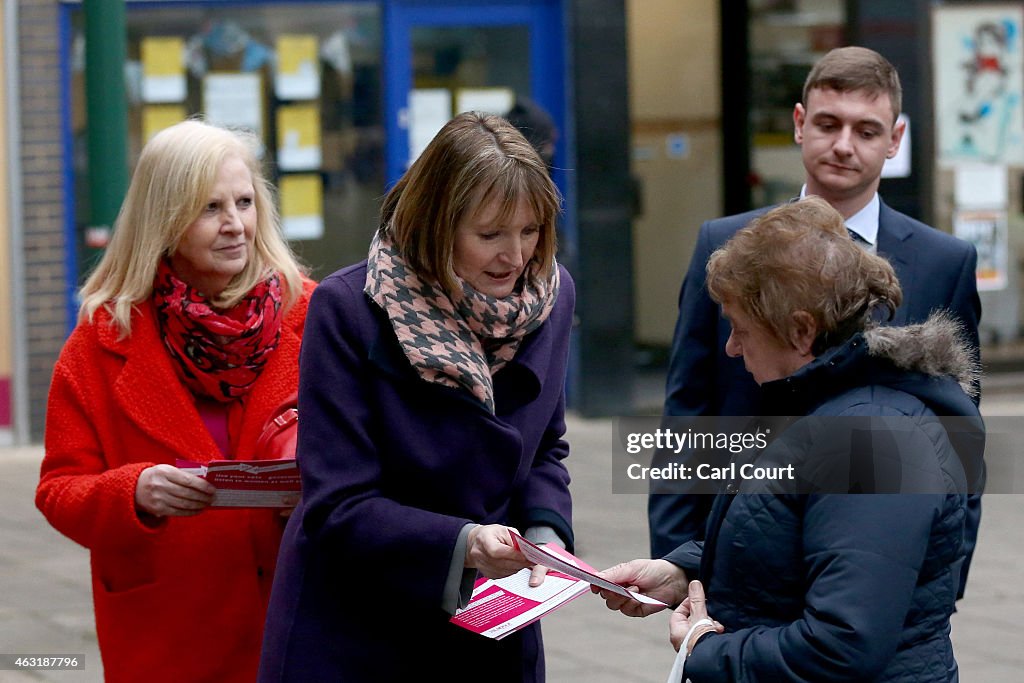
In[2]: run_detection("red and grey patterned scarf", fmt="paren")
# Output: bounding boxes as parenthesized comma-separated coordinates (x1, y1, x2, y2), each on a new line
(365, 232, 559, 413)
(153, 259, 284, 402)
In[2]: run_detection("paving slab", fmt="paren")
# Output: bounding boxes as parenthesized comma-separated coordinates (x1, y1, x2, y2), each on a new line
(1, 409, 1022, 682)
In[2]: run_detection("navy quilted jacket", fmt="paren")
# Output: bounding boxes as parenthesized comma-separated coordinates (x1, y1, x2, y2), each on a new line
(666, 316, 984, 682)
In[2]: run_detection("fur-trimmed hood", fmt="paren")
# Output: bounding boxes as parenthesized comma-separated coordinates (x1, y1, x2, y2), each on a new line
(865, 311, 980, 399)
(761, 311, 981, 419)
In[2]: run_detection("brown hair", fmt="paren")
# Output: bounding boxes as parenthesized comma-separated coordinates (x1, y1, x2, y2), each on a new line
(706, 196, 902, 352)
(803, 46, 902, 123)
(379, 111, 560, 295)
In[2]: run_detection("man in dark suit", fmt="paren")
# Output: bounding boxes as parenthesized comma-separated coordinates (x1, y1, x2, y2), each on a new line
(648, 46, 983, 594)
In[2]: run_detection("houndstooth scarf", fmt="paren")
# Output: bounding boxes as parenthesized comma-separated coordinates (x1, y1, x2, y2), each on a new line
(364, 232, 559, 413)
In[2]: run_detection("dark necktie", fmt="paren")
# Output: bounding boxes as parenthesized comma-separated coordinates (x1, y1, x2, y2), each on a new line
(847, 228, 869, 247)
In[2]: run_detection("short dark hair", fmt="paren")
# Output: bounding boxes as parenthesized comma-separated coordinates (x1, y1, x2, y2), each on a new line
(803, 46, 902, 123)
(380, 111, 560, 295)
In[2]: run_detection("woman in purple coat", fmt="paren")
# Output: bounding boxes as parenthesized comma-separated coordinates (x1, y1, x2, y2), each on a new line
(259, 112, 575, 682)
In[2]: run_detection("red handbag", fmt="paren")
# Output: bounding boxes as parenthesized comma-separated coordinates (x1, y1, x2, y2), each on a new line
(254, 393, 298, 460)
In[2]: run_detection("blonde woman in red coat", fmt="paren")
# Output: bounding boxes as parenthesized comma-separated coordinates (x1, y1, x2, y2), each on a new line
(36, 120, 314, 683)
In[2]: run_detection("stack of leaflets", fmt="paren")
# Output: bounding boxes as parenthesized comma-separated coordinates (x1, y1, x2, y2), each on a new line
(450, 530, 664, 639)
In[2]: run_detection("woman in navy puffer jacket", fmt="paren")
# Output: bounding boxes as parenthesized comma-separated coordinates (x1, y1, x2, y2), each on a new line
(599, 198, 983, 683)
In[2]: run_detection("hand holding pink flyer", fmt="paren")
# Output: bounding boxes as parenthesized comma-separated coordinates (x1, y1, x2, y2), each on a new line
(509, 531, 666, 607)
(176, 458, 300, 508)
(450, 533, 667, 640)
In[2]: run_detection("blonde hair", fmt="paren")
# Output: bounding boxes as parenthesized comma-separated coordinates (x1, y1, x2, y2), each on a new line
(79, 119, 305, 335)
(379, 111, 560, 295)
(706, 196, 903, 352)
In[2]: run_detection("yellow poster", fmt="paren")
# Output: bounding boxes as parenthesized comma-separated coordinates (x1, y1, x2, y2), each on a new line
(141, 37, 186, 102)
(277, 104, 321, 171)
(276, 35, 320, 100)
(142, 105, 187, 142)
(280, 174, 324, 240)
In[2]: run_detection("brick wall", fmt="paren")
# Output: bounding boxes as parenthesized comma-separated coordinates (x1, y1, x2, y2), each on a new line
(19, 0, 67, 441)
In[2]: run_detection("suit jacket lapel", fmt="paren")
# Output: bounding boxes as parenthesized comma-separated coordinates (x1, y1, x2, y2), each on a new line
(875, 201, 916, 327)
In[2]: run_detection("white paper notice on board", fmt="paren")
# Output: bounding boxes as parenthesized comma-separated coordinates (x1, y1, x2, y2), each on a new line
(409, 88, 451, 164)
(203, 73, 264, 139)
(881, 115, 911, 179)
(455, 87, 513, 117)
(954, 208, 1009, 291)
(954, 163, 1008, 209)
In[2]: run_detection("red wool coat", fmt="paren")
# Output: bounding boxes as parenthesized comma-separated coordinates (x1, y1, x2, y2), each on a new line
(36, 280, 314, 683)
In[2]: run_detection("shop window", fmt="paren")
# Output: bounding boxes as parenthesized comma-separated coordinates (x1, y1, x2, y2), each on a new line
(749, 0, 845, 206)
(69, 3, 383, 282)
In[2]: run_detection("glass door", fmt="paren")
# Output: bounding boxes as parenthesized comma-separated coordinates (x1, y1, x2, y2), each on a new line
(383, 0, 566, 193)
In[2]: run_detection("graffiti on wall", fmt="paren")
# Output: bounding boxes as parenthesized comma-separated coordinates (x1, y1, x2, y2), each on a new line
(935, 5, 1024, 164)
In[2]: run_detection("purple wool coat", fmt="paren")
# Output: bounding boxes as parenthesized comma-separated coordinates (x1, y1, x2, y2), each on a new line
(259, 262, 575, 682)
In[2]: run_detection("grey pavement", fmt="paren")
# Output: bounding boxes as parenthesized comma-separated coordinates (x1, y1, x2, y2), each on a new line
(2, 394, 1023, 681)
